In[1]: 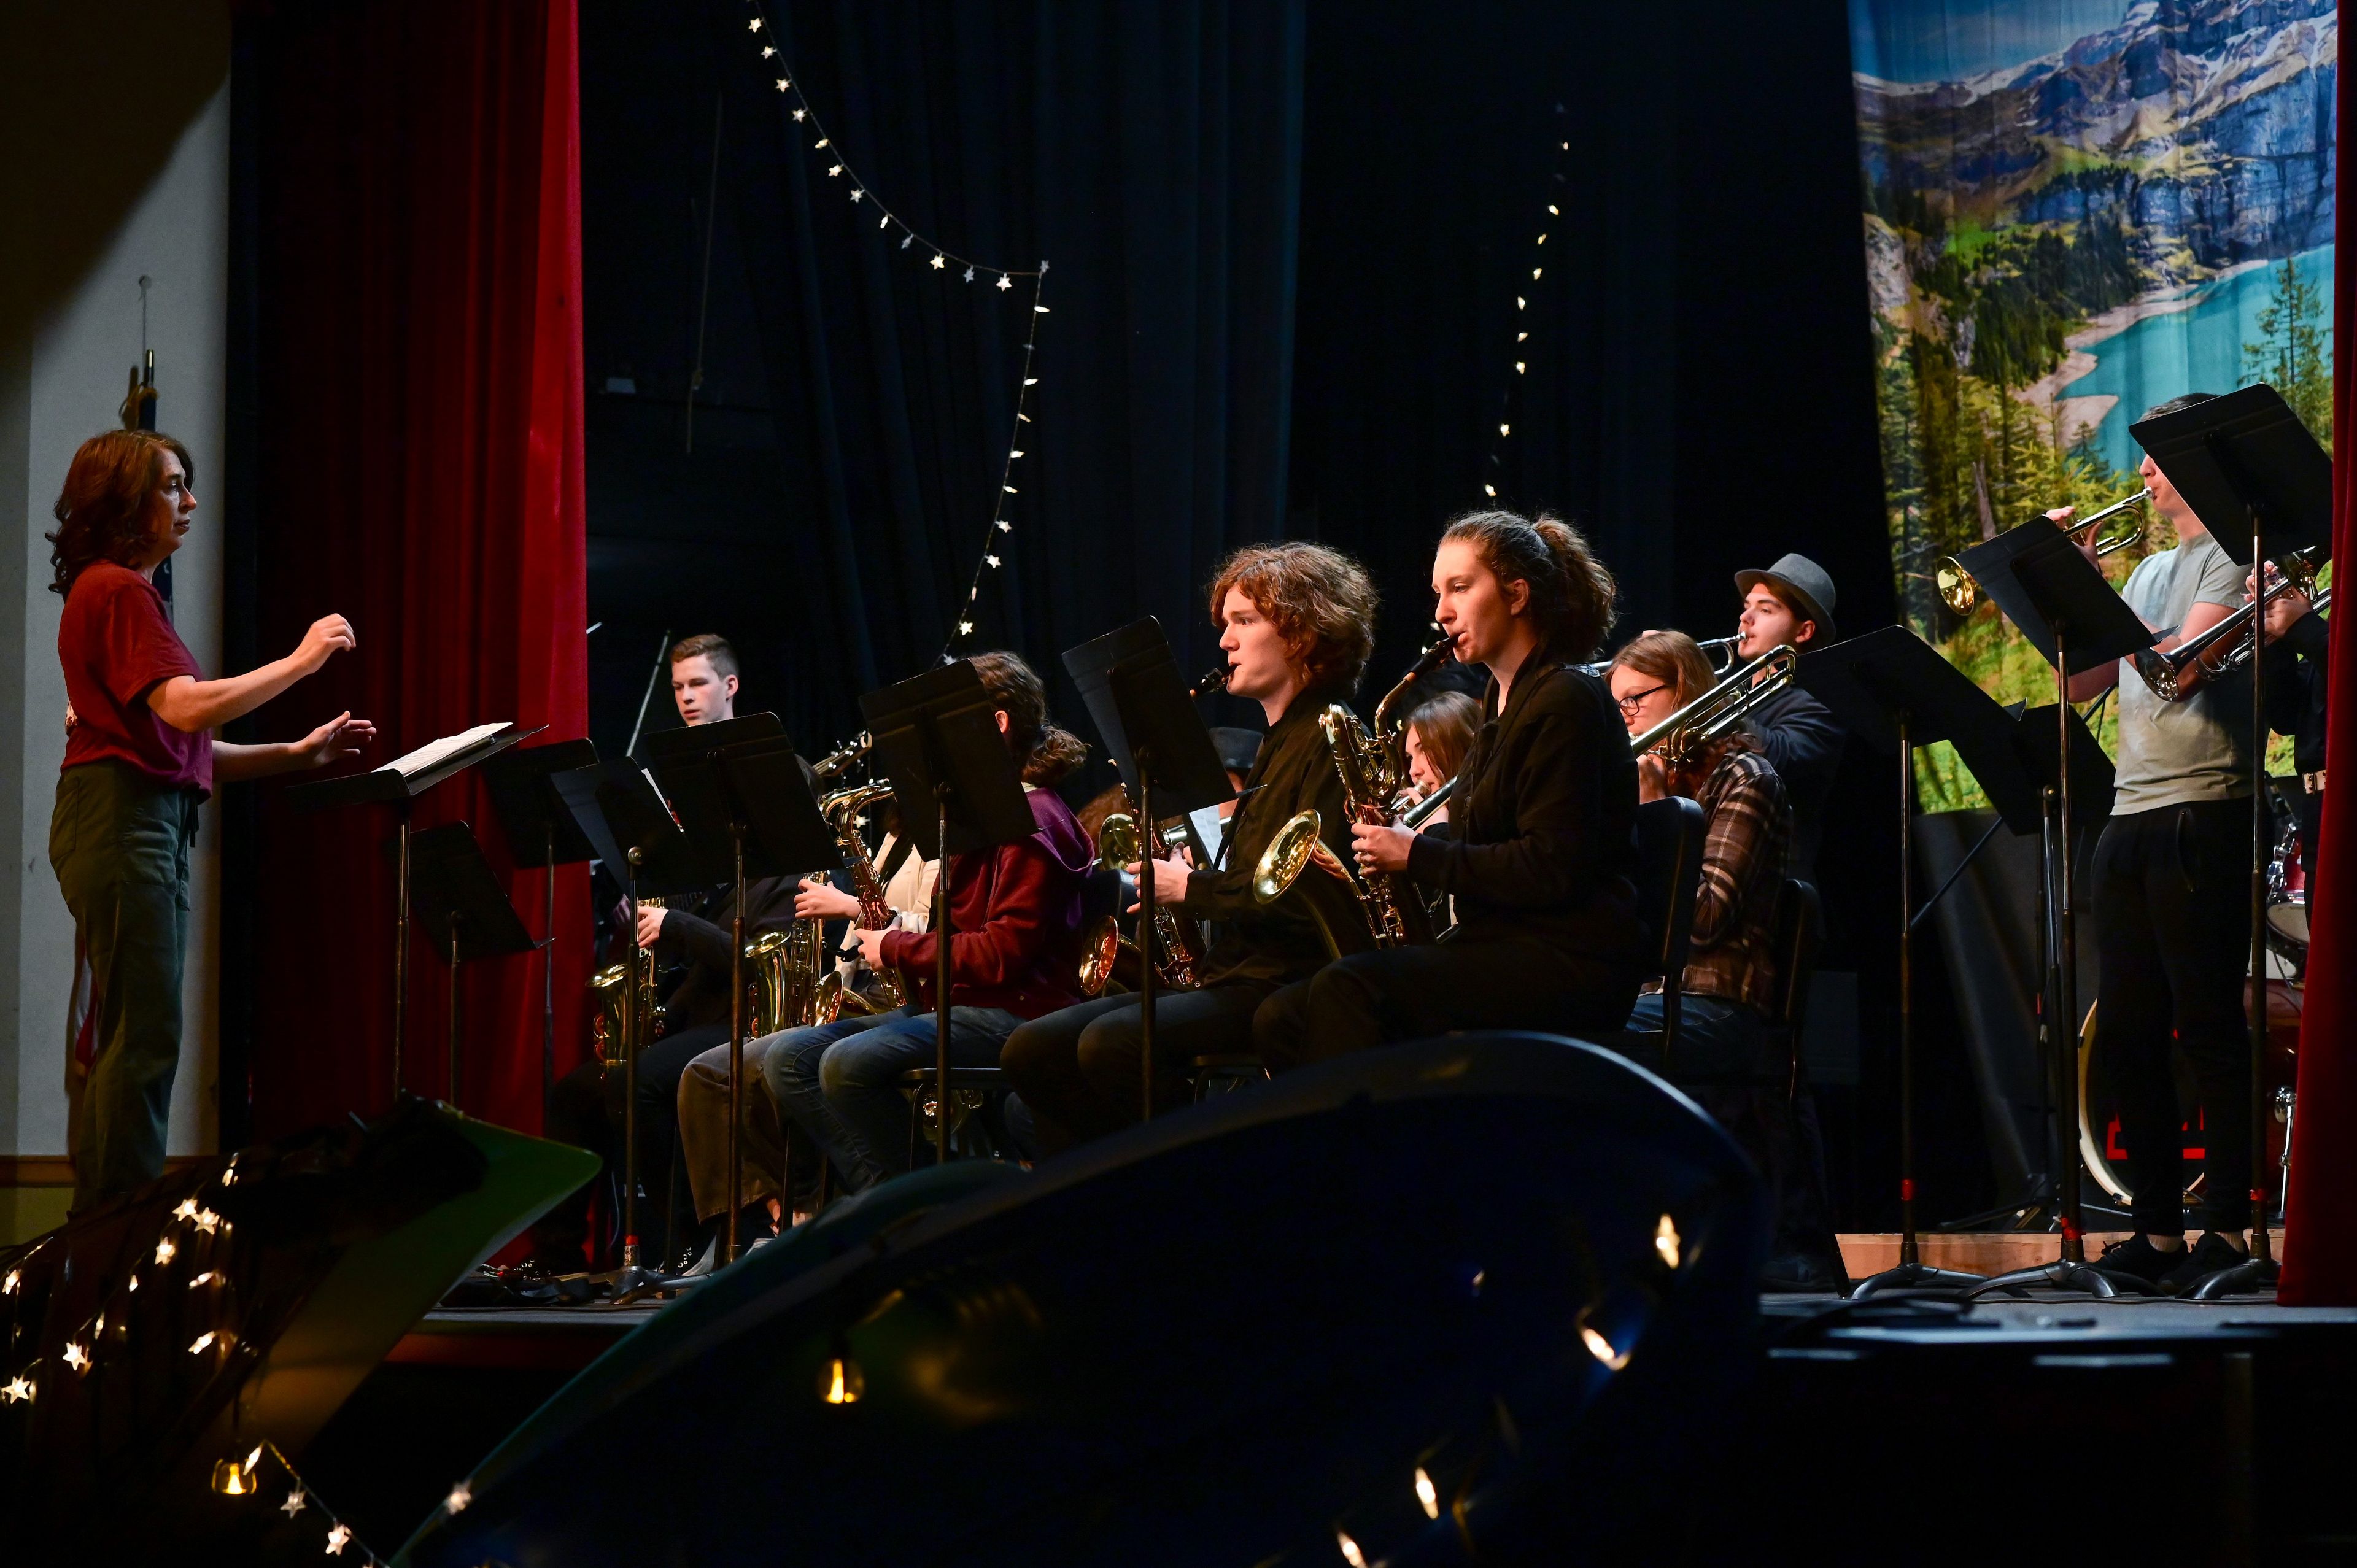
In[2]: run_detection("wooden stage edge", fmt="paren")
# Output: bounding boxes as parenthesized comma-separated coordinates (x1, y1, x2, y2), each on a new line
(1839, 1229, 2288, 1280)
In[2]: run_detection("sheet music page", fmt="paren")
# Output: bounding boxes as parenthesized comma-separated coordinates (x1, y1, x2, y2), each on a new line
(384, 722, 510, 778)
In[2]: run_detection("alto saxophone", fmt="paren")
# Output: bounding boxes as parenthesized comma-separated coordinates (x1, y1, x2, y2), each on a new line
(818, 780, 908, 1012)
(1320, 707, 1436, 946)
(1095, 803, 1202, 989)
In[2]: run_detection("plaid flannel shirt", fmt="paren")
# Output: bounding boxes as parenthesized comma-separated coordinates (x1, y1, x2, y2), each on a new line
(1668, 735, 1791, 1014)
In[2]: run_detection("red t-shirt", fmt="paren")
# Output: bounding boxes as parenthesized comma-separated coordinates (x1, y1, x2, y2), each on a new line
(58, 562, 211, 795)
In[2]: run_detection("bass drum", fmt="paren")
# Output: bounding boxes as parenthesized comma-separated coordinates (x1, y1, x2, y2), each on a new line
(2078, 981, 2301, 1205)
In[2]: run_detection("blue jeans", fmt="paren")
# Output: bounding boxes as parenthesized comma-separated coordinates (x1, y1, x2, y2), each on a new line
(759, 1006, 1023, 1192)
(1622, 992, 1771, 1083)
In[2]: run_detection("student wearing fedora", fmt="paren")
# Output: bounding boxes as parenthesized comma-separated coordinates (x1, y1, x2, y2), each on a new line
(1731, 552, 1844, 881)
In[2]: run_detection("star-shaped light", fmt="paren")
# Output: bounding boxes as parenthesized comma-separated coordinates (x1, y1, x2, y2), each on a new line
(62, 1342, 90, 1373)
(174, 1199, 199, 1221)
(996, 520, 1012, 532)
(929, 252, 945, 269)
(281, 1488, 307, 1517)
(194, 1208, 221, 1234)
(956, 620, 974, 635)
(190, 1331, 217, 1354)
(900, 234, 913, 249)
(985, 555, 1000, 568)
(747, 16, 761, 30)
(792, 109, 807, 122)
(814, 137, 829, 149)
(962, 267, 975, 282)
(325, 1521, 352, 1555)
(1, 1375, 32, 1403)
(776, 78, 789, 92)
(1009, 449, 1024, 458)
(850, 190, 864, 203)
(1499, 423, 1511, 437)
(827, 164, 843, 177)
(994, 273, 1012, 291)
(220, 1161, 239, 1186)
(445, 1481, 473, 1514)
(155, 1237, 176, 1265)
(762, 47, 776, 58)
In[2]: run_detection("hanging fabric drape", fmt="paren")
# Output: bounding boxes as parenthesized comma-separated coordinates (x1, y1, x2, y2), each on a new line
(2281, 45, 2356, 1305)
(239, 0, 590, 1138)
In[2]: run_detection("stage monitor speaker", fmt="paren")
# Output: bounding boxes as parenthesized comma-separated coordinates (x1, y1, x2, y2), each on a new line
(401, 1033, 1767, 1567)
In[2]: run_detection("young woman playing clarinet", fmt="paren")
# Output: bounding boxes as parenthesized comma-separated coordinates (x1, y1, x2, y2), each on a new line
(1001, 543, 1376, 1153)
(1254, 509, 1643, 1066)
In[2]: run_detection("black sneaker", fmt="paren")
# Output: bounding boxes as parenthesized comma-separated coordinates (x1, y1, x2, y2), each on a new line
(2160, 1232, 2250, 1294)
(2092, 1234, 2183, 1286)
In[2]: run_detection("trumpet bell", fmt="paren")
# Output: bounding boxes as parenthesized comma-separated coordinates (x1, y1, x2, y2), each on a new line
(1935, 557, 1979, 616)
(1253, 810, 1325, 903)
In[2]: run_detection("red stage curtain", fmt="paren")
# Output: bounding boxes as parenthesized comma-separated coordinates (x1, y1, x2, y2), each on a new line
(2281, 48, 2355, 1303)
(243, 0, 589, 1138)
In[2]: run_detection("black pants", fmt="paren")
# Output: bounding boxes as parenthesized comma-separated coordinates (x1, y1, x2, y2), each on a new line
(1253, 935, 1639, 1070)
(1002, 983, 1276, 1154)
(2092, 800, 2254, 1234)
(532, 1021, 726, 1265)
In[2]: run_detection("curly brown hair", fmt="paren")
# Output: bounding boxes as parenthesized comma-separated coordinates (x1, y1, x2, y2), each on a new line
(1207, 541, 1380, 693)
(48, 429, 192, 596)
(1439, 508, 1617, 662)
(969, 650, 1088, 785)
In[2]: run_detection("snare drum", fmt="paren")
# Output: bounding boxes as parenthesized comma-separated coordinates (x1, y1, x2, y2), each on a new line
(2266, 818, 2309, 957)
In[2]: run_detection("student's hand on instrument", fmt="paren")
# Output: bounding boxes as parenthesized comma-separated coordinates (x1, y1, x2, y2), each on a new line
(2248, 568, 2309, 643)
(2047, 505, 2100, 567)
(1352, 820, 1413, 875)
(634, 903, 667, 948)
(292, 711, 375, 768)
(850, 924, 891, 970)
(293, 614, 357, 674)
(1124, 855, 1189, 912)
(1636, 751, 1670, 803)
(795, 878, 861, 921)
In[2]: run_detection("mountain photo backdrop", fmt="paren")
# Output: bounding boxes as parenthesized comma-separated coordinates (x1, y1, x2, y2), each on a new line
(1848, 0, 2336, 806)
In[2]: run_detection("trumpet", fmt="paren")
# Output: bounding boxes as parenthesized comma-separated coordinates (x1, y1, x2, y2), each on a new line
(1936, 490, 2150, 616)
(1630, 644, 1798, 770)
(2134, 548, 2329, 702)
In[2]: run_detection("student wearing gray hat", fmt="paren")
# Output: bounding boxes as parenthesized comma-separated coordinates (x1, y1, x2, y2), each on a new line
(1732, 552, 1845, 879)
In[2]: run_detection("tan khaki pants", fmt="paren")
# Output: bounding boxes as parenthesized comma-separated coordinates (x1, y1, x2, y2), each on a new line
(677, 1033, 788, 1222)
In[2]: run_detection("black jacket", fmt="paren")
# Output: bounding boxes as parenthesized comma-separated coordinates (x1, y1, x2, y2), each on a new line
(1404, 658, 1641, 964)
(1179, 684, 1359, 988)
(1746, 683, 1843, 878)
(654, 875, 799, 1031)
(2263, 609, 2328, 778)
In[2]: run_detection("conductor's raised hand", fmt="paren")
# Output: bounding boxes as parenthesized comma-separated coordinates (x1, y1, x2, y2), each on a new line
(293, 711, 375, 769)
(293, 614, 357, 674)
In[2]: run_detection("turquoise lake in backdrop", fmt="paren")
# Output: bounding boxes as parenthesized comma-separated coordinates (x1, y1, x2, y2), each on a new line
(2070, 243, 2334, 477)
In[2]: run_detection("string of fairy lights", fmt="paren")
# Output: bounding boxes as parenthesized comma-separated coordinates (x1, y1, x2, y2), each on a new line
(1480, 105, 1572, 502)
(737, 1, 1049, 660)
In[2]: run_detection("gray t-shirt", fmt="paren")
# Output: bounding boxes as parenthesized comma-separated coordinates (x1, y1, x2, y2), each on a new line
(2110, 533, 2254, 814)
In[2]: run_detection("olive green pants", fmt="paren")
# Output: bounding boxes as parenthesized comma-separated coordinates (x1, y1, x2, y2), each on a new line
(51, 761, 198, 1215)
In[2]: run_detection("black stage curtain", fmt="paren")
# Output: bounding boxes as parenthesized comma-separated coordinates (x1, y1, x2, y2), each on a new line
(575, 0, 1968, 1228)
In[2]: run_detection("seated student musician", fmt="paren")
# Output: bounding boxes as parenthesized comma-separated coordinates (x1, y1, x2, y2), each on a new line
(675, 802, 939, 1246)
(1730, 554, 1844, 879)
(1002, 543, 1374, 1152)
(1607, 630, 1792, 1070)
(533, 633, 795, 1270)
(1255, 510, 1643, 1065)
(759, 651, 1092, 1194)
(1399, 690, 1480, 825)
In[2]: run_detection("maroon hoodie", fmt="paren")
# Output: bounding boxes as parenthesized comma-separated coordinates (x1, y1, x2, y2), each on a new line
(879, 786, 1092, 1018)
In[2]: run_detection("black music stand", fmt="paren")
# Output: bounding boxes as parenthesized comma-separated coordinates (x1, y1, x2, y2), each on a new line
(1802, 627, 2035, 1296)
(406, 821, 538, 1114)
(1065, 620, 1237, 1118)
(288, 720, 539, 1104)
(2131, 385, 2331, 1298)
(552, 760, 710, 1297)
(713, 735, 846, 1248)
(860, 663, 1035, 1168)
(1960, 531, 2154, 1299)
(483, 738, 599, 1112)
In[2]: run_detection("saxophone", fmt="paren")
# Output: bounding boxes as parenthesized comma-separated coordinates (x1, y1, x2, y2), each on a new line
(589, 897, 667, 1069)
(1094, 803, 1202, 989)
(817, 780, 908, 1013)
(1320, 706, 1436, 946)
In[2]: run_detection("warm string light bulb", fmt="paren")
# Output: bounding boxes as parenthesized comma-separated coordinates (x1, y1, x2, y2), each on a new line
(820, 1349, 865, 1405)
(1581, 1324, 1629, 1371)
(1654, 1214, 1682, 1269)
(1415, 1466, 1441, 1519)
(1336, 1530, 1368, 1567)
(211, 1459, 252, 1496)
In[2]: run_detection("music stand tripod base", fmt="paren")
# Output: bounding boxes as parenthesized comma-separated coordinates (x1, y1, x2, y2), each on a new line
(1961, 1258, 2154, 1300)
(2183, 1254, 2282, 1300)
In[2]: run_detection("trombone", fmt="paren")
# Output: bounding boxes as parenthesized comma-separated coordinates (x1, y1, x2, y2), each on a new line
(1935, 490, 2150, 616)
(1628, 644, 1798, 770)
(2134, 547, 2330, 702)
